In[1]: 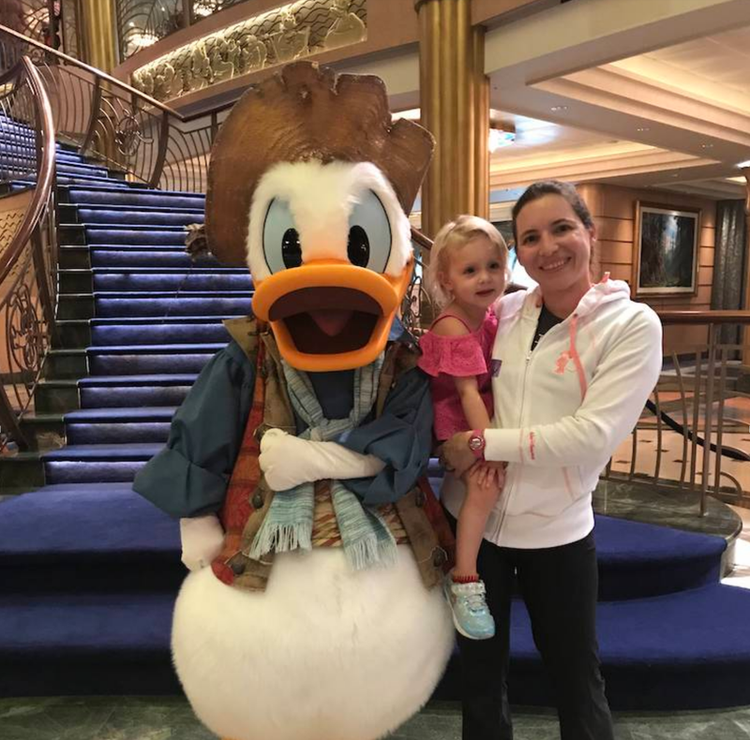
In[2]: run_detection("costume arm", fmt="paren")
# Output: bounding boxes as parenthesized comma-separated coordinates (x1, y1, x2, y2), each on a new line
(484, 311, 662, 467)
(132, 340, 255, 518)
(259, 429, 385, 491)
(339, 366, 434, 506)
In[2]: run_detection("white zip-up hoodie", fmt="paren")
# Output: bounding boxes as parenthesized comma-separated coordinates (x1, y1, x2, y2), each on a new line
(441, 277, 663, 549)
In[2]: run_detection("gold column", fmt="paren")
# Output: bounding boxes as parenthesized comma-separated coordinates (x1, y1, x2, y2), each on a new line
(415, 0, 489, 238)
(80, 0, 118, 74)
(742, 168, 750, 365)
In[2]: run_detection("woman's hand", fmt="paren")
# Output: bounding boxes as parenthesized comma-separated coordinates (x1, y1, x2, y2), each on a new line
(474, 460, 506, 490)
(442, 431, 475, 477)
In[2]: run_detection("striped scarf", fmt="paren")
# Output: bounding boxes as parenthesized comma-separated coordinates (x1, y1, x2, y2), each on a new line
(249, 354, 398, 570)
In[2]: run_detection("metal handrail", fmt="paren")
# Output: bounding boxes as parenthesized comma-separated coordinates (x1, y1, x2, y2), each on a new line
(0, 55, 58, 451)
(1, 23, 233, 194)
(0, 22, 181, 118)
(0, 58, 55, 284)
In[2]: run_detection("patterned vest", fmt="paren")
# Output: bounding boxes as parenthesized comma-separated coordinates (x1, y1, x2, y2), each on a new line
(210, 317, 455, 592)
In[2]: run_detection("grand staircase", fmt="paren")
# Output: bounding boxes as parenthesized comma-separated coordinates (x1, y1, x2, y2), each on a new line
(2, 115, 750, 710)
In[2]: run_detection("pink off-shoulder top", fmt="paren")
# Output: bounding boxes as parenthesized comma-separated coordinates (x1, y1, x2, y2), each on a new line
(417, 310, 498, 442)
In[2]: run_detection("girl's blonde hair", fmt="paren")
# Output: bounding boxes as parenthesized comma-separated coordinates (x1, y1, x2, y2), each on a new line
(424, 215, 509, 308)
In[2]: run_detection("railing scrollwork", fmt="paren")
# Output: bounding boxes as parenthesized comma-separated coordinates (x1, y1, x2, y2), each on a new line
(0, 55, 57, 452)
(1, 22, 228, 194)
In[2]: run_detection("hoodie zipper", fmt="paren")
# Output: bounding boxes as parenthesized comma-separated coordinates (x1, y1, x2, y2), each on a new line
(494, 315, 572, 541)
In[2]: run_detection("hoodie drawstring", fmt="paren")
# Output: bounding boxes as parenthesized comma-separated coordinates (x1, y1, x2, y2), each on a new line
(569, 314, 588, 401)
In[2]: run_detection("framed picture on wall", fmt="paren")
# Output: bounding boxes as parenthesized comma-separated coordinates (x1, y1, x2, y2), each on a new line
(634, 202, 701, 296)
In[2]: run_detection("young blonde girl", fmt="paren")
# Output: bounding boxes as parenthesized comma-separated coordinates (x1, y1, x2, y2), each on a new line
(418, 215, 508, 640)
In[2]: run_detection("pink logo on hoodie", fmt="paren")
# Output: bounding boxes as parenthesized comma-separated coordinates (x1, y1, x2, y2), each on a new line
(555, 351, 571, 374)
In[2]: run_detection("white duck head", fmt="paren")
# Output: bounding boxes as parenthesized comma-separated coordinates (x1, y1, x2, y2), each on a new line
(205, 62, 434, 371)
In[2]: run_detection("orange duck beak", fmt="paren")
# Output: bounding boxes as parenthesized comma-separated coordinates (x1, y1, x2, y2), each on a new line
(252, 259, 413, 372)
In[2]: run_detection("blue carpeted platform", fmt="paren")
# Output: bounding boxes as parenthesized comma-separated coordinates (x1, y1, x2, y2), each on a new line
(1, 116, 750, 708)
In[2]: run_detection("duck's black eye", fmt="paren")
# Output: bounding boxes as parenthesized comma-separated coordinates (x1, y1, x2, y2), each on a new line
(348, 189, 391, 273)
(347, 225, 370, 267)
(263, 198, 301, 274)
(282, 228, 302, 268)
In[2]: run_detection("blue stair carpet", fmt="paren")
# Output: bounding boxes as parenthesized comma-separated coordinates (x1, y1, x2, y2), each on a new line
(1, 116, 750, 708)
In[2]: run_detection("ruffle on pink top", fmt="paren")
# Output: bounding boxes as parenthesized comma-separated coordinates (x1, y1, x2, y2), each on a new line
(418, 310, 498, 442)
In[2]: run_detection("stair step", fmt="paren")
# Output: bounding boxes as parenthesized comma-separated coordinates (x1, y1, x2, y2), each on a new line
(77, 373, 200, 386)
(61, 183, 204, 204)
(64, 407, 178, 422)
(78, 374, 198, 409)
(83, 227, 188, 246)
(59, 268, 251, 295)
(42, 443, 164, 484)
(94, 293, 253, 318)
(15, 174, 130, 188)
(57, 294, 95, 320)
(34, 379, 81, 413)
(91, 268, 251, 293)
(0, 591, 180, 697)
(44, 349, 89, 378)
(59, 244, 221, 270)
(64, 407, 176, 445)
(0, 451, 46, 492)
(81, 383, 192, 409)
(509, 584, 750, 710)
(42, 442, 164, 460)
(77, 207, 204, 227)
(90, 246, 221, 269)
(51, 316, 232, 348)
(87, 345, 222, 375)
(90, 319, 231, 346)
(0, 481, 180, 587)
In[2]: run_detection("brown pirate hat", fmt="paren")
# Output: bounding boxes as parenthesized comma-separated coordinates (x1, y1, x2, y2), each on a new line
(205, 61, 434, 267)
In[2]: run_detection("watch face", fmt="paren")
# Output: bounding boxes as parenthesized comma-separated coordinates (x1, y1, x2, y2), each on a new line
(469, 436, 483, 451)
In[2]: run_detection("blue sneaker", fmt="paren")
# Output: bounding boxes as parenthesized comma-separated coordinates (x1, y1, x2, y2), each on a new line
(443, 576, 496, 640)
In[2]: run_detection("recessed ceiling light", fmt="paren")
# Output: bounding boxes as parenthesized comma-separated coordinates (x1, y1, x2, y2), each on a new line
(737, 160, 750, 168)
(550, 106, 568, 112)
(701, 143, 714, 149)
(636, 127, 649, 132)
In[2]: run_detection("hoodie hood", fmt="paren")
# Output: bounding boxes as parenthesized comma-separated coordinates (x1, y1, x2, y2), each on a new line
(498, 274, 631, 325)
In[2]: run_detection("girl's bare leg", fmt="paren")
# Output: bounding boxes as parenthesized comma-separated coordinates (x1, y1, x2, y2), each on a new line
(454, 466, 501, 577)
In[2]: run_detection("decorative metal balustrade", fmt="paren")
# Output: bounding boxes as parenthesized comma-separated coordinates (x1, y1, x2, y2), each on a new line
(602, 311, 750, 512)
(1, 23, 228, 195)
(117, 0, 366, 67)
(0, 56, 57, 452)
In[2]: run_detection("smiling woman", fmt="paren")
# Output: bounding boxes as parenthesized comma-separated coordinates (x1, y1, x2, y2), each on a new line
(441, 180, 663, 740)
(512, 180, 597, 319)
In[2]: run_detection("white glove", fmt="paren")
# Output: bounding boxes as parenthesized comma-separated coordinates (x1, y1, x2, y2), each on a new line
(259, 428, 386, 491)
(179, 513, 225, 571)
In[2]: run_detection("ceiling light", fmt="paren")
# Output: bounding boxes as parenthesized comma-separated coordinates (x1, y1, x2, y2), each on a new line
(737, 160, 750, 168)
(130, 32, 158, 47)
(701, 144, 714, 149)
(488, 128, 516, 153)
(636, 127, 649, 132)
(550, 105, 568, 112)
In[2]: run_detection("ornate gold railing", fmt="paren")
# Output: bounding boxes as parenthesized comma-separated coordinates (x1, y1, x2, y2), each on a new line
(0, 23, 229, 193)
(0, 56, 57, 452)
(604, 311, 750, 513)
(116, 0, 249, 61)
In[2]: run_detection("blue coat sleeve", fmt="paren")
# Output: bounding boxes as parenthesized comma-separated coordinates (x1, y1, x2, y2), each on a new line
(132, 340, 255, 518)
(340, 367, 434, 506)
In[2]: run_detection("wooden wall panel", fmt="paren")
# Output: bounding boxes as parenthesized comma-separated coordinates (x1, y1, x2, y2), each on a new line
(580, 183, 718, 354)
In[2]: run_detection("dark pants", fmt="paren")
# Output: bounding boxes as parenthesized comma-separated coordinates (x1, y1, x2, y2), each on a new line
(454, 525, 614, 740)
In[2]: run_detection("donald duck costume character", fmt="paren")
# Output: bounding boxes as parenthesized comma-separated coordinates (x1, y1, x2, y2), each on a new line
(134, 62, 455, 740)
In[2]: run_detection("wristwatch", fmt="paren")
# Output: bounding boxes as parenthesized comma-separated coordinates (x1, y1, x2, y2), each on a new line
(468, 430, 486, 460)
